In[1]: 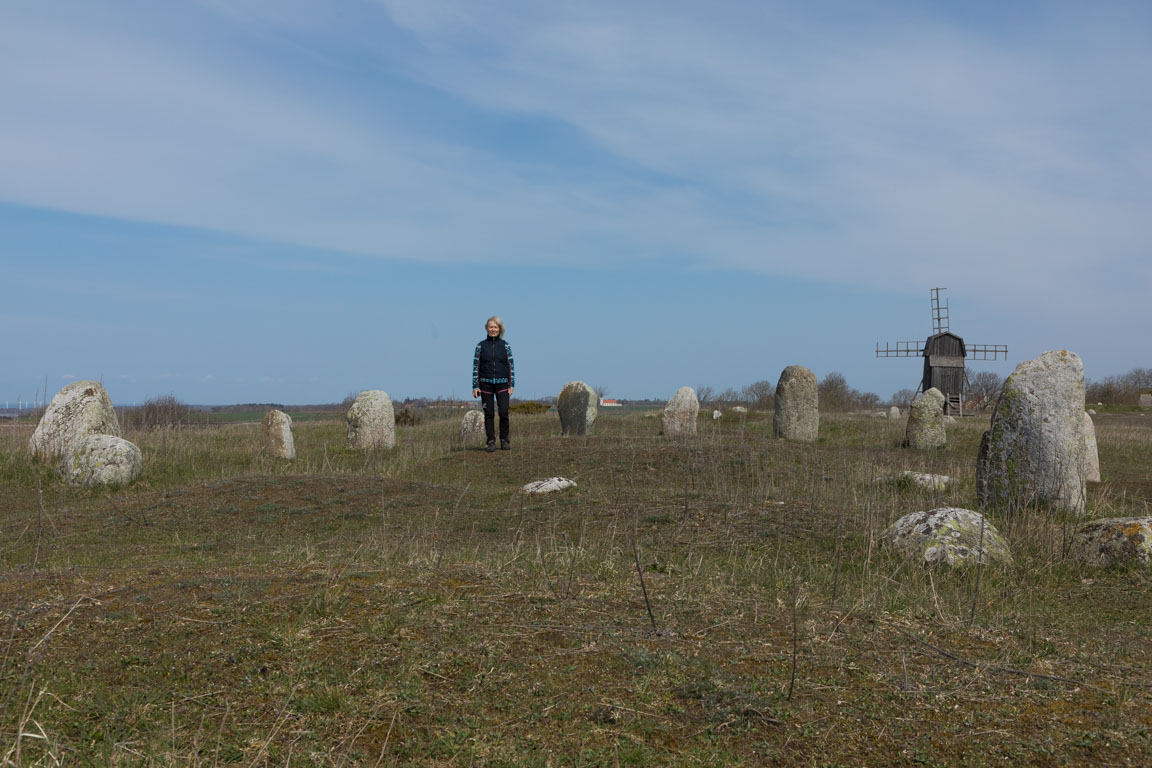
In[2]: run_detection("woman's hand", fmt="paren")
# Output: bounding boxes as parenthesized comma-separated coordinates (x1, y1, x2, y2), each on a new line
(509, 387, 514, 396)
(472, 389, 480, 398)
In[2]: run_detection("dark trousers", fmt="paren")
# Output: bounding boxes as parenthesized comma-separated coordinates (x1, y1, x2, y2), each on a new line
(479, 388, 510, 443)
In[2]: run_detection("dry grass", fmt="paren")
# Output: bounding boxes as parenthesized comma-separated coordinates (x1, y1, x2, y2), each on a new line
(0, 410, 1149, 766)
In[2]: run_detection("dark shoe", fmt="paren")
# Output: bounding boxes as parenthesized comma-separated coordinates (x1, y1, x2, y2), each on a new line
(500, 440, 511, 450)
(485, 441, 497, 453)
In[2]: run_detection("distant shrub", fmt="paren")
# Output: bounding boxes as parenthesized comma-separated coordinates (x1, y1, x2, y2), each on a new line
(395, 408, 423, 426)
(510, 401, 550, 415)
(124, 394, 193, 429)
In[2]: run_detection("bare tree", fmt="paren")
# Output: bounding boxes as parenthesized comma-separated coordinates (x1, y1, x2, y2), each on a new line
(891, 388, 917, 408)
(743, 380, 775, 409)
(968, 371, 1004, 403)
(593, 385, 610, 401)
(818, 372, 851, 412)
(695, 385, 715, 405)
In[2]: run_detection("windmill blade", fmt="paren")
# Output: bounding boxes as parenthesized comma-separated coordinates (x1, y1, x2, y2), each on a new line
(968, 344, 1008, 360)
(876, 341, 924, 358)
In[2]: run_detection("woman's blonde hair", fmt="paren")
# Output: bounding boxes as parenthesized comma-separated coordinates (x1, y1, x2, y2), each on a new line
(485, 316, 505, 337)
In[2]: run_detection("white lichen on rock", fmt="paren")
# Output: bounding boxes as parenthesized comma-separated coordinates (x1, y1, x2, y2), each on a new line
(264, 409, 295, 459)
(63, 434, 142, 487)
(29, 380, 120, 462)
(460, 410, 485, 444)
(977, 351, 1087, 515)
(891, 471, 952, 491)
(881, 507, 1012, 567)
(346, 390, 396, 450)
(1070, 517, 1152, 568)
(904, 388, 946, 449)
(520, 477, 577, 495)
(661, 387, 699, 437)
(773, 366, 818, 442)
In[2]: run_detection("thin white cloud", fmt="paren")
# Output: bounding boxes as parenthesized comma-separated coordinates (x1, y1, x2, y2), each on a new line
(61, 374, 76, 380)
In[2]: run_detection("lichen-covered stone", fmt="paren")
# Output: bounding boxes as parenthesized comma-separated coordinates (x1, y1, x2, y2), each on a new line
(888, 406, 901, 420)
(1071, 517, 1152, 568)
(903, 388, 946, 449)
(346, 390, 395, 450)
(460, 410, 485, 444)
(731, 406, 748, 414)
(943, 415, 957, 426)
(29, 380, 120, 462)
(520, 477, 577, 495)
(558, 381, 597, 435)
(661, 387, 699, 437)
(263, 410, 295, 459)
(1082, 412, 1100, 483)
(881, 507, 1013, 567)
(63, 434, 142, 487)
(891, 471, 952, 491)
(977, 351, 1086, 515)
(773, 366, 818, 442)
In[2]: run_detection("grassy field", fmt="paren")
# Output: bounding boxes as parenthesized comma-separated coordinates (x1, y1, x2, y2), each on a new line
(1, 408, 1150, 766)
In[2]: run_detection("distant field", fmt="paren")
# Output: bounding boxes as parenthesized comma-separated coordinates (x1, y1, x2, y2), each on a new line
(1, 409, 1149, 766)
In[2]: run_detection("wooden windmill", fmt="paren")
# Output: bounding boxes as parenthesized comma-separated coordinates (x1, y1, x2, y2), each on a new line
(876, 288, 1008, 415)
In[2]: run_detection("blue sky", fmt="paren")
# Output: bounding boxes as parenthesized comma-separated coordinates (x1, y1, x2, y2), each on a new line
(3, 0, 1149, 405)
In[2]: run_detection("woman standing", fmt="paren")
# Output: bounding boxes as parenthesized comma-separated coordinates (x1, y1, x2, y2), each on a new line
(472, 316, 515, 452)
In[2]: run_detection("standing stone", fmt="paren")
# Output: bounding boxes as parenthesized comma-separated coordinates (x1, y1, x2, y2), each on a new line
(1071, 517, 1152, 568)
(557, 381, 597, 435)
(888, 406, 901, 420)
(346, 390, 396, 450)
(1083, 412, 1100, 483)
(460, 410, 485, 444)
(1140, 393, 1152, 408)
(903, 388, 946, 449)
(773, 366, 818, 442)
(29, 380, 120, 462)
(263, 409, 295, 459)
(712, 410, 722, 420)
(977, 350, 1086, 515)
(63, 434, 142, 487)
(661, 387, 699, 437)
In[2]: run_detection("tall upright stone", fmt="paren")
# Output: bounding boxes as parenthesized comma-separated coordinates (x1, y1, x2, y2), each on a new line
(661, 387, 699, 437)
(773, 366, 818, 442)
(264, 409, 295, 459)
(903, 388, 946, 449)
(346, 390, 396, 450)
(29, 380, 120, 462)
(558, 381, 597, 435)
(1140, 393, 1152, 408)
(888, 405, 901, 420)
(1083, 412, 1100, 483)
(977, 350, 1087, 515)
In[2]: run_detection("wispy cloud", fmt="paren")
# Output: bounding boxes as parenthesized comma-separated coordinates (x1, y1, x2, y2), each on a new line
(61, 374, 76, 380)
(2, 0, 1149, 315)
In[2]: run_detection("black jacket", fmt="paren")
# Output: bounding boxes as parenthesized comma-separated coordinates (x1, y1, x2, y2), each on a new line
(472, 337, 515, 388)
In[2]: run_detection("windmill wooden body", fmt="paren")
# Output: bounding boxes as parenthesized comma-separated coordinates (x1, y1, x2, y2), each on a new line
(876, 288, 1007, 415)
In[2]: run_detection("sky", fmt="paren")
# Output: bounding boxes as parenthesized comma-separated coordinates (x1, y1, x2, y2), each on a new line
(3, 0, 1149, 406)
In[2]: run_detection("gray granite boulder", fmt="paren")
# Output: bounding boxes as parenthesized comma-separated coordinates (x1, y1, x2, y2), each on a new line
(346, 390, 396, 450)
(63, 434, 142, 487)
(891, 471, 952, 491)
(460, 410, 485, 444)
(773, 366, 818, 442)
(661, 387, 699, 437)
(29, 380, 120, 462)
(263, 409, 295, 459)
(520, 477, 577, 495)
(1071, 517, 1152, 568)
(882, 507, 1012, 567)
(558, 381, 597, 435)
(903, 388, 946, 449)
(977, 351, 1086, 515)
(1083, 412, 1100, 483)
